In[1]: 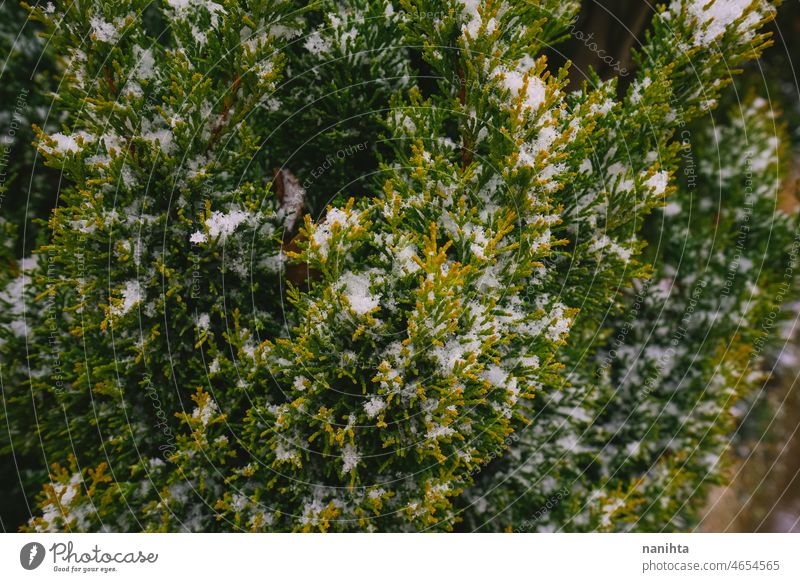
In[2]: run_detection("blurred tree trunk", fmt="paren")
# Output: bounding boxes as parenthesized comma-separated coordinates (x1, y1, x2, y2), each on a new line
(560, 1, 654, 91)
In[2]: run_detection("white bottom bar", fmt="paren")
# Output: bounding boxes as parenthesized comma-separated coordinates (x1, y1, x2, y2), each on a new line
(1, 533, 797, 581)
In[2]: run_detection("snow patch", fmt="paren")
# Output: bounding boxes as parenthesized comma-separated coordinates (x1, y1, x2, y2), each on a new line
(364, 396, 386, 418)
(342, 443, 359, 473)
(340, 271, 380, 315)
(112, 280, 143, 317)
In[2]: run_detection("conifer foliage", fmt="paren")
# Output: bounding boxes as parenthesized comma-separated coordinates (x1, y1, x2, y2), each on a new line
(0, 0, 797, 531)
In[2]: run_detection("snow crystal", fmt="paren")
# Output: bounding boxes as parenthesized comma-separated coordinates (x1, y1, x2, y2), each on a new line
(464, 223, 490, 259)
(196, 312, 210, 330)
(600, 498, 626, 527)
(340, 271, 380, 315)
(629, 76, 651, 104)
(60, 475, 82, 506)
(626, 440, 642, 456)
(42, 132, 94, 155)
(519, 355, 540, 368)
(545, 304, 573, 342)
(460, 0, 482, 37)
(20, 255, 38, 271)
(427, 424, 455, 439)
(312, 208, 357, 258)
(591, 99, 615, 115)
(739, 257, 753, 271)
(645, 170, 669, 196)
(270, 25, 302, 40)
(10, 319, 28, 337)
(496, 67, 547, 112)
(607, 162, 634, 192)
(192, 397, 218, 427)
(394, 243, 420, 275)
(681, 0, 759, 47)
(700, 98, 717, 111)
(538, 163, 566, 191)
(363, 396, 386, 419)
(432, 335, 480, 372)
(167, 0, 225, 27)
(133, 46, 156, 80)
(90, 16, 119, 44)
(142, 126, 173, 153)
(304, 30, 332, 55)
(483, 364, 509, 387)
(342, 443, 359, 473)
(533, 126, 559, 152)
(275, 441, 298, 462)
(547, 318, 571, 342)
(393, 110, 417, 133)
(112, 280, 143, 316)
(205, 209, 248, 241)
(589, 235, 632, 261)
(0, 276, 27, 317)
(368, 488, 386, 500)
